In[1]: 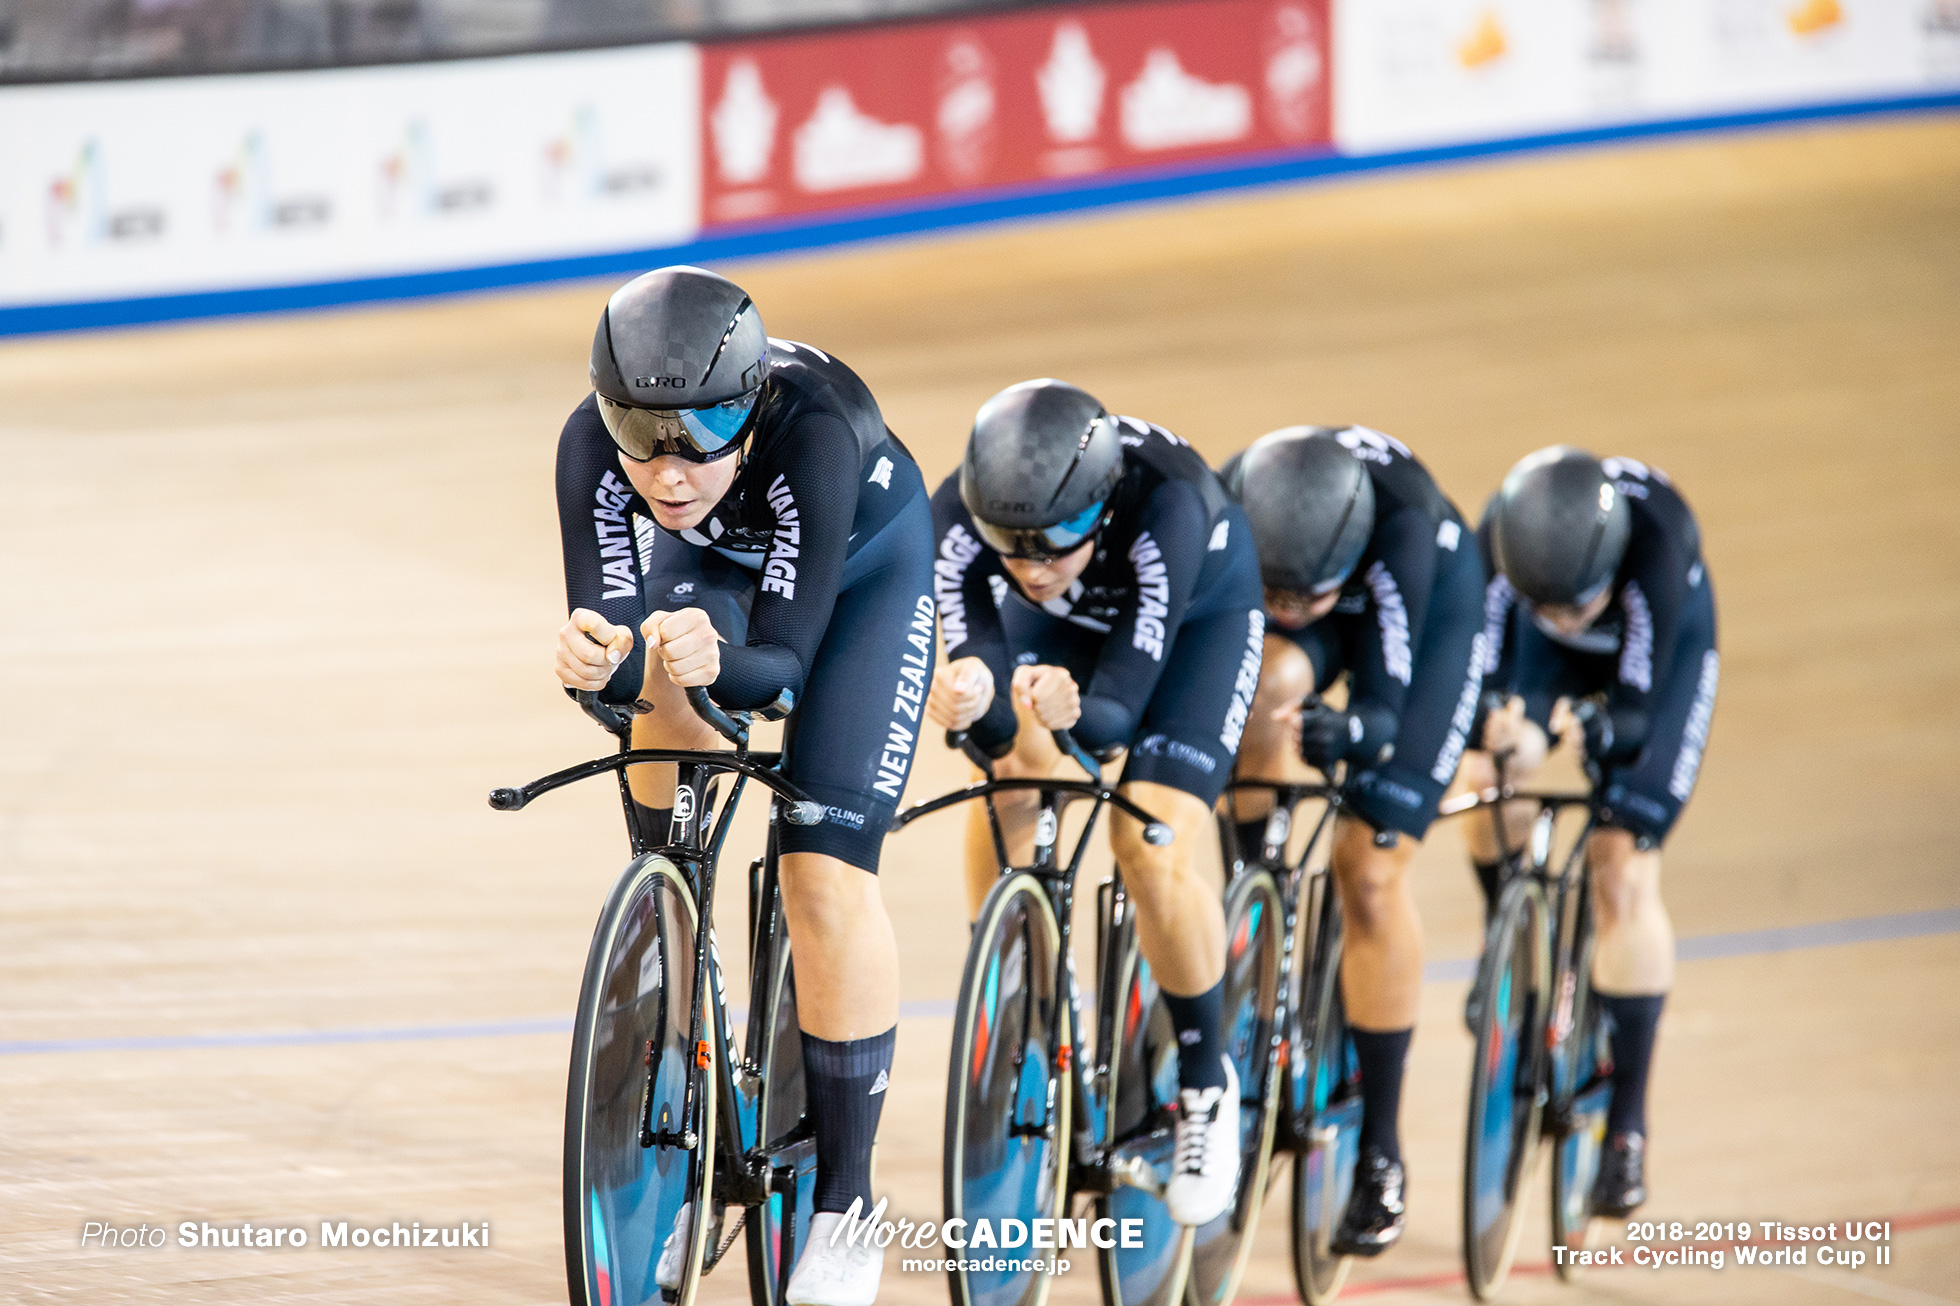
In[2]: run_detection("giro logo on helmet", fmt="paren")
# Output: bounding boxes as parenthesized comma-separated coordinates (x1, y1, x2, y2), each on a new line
(635, 375, 689, 389)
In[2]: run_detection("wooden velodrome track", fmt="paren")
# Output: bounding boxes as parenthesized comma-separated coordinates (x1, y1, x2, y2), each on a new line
(3, 113, 1958, 1305)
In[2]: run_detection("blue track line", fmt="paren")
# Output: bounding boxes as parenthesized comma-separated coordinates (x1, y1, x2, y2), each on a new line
(3, 90, 1956, 337)
(2, 906, 1952, 1057)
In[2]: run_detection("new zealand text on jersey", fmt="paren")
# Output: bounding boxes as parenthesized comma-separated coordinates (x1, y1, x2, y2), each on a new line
(874, 596, 937, 799)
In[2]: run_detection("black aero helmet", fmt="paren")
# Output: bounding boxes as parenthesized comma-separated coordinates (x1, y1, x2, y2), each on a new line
(589, 265, 770, 462)
(1226, 426, 1375, 595)
(959, 379, 1125, 560)
(1490, 445, 1631, 607)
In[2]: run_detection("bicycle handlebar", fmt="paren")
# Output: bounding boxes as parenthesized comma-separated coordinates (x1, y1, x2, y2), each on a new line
(494, 687, 811, 821)
(902, 729, 1172, 845)
(1436, 783, 1595, 819)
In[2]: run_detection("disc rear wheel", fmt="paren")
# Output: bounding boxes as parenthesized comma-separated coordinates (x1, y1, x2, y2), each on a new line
(565, 856, 717, 1306)
(1096, 911, 1194, 1306)
(1288, 880, 1357, 1306)
(745, 934, 817, 1305)
(1549, 918, 1610, 1278)
(1185, 869, 1284, 1306)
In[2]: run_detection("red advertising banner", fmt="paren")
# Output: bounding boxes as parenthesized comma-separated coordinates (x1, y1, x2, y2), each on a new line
(699, 0, 1332, 226)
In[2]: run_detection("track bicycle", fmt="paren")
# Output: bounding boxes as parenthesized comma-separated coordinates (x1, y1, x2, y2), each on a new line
(893, 729, 1200, 1306)
(490, 687, 830, 1306)
(1442, 762, 1613, 1300)
(1217, 769, 1364, 1306)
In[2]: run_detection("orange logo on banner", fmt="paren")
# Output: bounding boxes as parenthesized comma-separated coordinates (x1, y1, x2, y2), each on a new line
(1787, 0, 1842, 34)
(1458, 10, 1508, 67)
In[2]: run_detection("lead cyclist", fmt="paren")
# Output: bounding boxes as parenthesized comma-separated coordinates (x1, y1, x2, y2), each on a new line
(550, 266, 936, 1306)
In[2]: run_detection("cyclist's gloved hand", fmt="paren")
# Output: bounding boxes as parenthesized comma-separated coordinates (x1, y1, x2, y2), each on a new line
(1570, 699, 1615, 763)
(1472, 690, 1518, 753)
(1296, 699, 1358, 770)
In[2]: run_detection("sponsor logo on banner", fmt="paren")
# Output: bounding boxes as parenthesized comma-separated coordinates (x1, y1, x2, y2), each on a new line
(213, 131, 332, 234)
(46, 139, 167, 247)
(1, 44, 700, 309)
(698, 0, 1333, 226)
(542, 105, 664, 204)
(379, 120, 495, 220)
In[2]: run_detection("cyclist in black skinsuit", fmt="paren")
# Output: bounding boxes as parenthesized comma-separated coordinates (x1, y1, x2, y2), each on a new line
(925, 379, 1265, 1228)
(552, 266, 931, 1306)
(1464, 447, 1719, 1221)
(1224, 424, 1487, 1257)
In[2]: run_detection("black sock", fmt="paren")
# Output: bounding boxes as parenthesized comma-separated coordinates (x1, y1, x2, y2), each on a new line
(1351, 1026, 1414, 1163)
(1162, 980, 1229, 1092)
(1597, 992, 1664, 1138)
(1471, 860, 1504, 923)
(800, 1026, 896, 1215)
(1235, 819, 1270, 861)
(631, 803, 672, 846)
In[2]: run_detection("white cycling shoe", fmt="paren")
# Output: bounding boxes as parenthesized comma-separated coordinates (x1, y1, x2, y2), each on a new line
(1164, 1056, 1242, 1227)
(785, 1211, 884, 1306)
(655, 1201, 693, 1291)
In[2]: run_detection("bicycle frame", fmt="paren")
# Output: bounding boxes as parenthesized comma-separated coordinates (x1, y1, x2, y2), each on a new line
(1220, 775, 1346, 1139)
(492, 688, 826, 1290)
(892, 731, 1174, 1195)
(1438, 770, 1600, 1061)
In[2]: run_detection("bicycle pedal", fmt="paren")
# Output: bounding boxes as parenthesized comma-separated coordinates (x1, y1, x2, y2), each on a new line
(1110, 1154, 1165, 1196)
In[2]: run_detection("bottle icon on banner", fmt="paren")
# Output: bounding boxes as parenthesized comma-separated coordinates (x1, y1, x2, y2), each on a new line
(713, 59, 778, 188)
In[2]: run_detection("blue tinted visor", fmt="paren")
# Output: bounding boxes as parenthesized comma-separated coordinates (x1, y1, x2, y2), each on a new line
(597, 388, 760, 462)
(971, 499, 1109, 560)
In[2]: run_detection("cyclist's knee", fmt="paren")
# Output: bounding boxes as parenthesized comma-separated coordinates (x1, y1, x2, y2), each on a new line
(1332, 818, 1418, 936)
(1588, 831, 1662, 929)
(1110, 782, 1207, 893)
(1109, 815, 1176, 887)
(1240, 638, 1315, 773)
(993, 716, 1067, 780)
(779, 853, 881, 941)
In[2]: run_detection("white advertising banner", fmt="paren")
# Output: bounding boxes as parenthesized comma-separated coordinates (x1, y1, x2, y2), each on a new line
(0, 44, 701, 308)
(1335, 0, 1960, 154)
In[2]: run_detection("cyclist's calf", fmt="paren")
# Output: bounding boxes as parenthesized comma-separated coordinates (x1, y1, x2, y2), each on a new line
(1331, 816, 1425, 1029)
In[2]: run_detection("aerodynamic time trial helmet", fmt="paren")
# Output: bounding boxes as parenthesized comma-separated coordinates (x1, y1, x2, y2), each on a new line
(1226, 426, 1375, 595)
(589, 265, 770, 463)
(959, 379, 1126, 560)
(1489, 446, 1631, 608)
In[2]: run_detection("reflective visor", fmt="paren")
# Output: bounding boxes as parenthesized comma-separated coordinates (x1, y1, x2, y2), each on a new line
(971, 499, 1108, 560)
(597, 389, 759, 463)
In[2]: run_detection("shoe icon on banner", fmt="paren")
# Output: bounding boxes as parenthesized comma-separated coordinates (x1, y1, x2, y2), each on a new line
(1121, 49, 1251, 151)
(794, 87, 924, 193)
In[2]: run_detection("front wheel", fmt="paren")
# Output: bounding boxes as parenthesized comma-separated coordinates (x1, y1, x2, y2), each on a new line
(744, 932, 817, 1306)
(945, 873, 1072, 1306)
(1184, 869, 1285, 1306)
(1462, 877, 1548, 1301)
(565, 856, 717, 1306)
